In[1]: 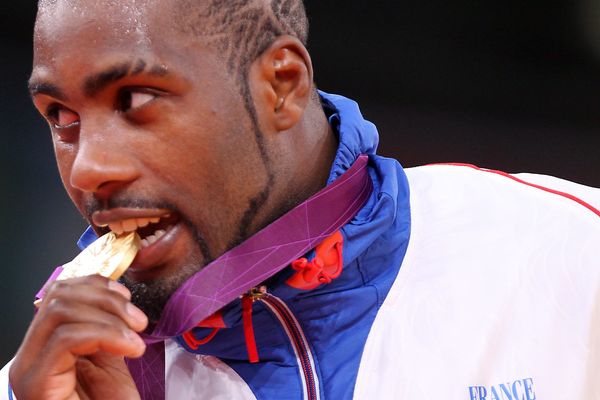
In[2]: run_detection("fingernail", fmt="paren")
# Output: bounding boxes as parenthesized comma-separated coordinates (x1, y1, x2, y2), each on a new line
(127, 303, 148, 326)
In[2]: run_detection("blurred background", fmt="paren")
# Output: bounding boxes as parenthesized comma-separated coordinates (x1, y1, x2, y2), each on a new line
(1, 1, 600, 364)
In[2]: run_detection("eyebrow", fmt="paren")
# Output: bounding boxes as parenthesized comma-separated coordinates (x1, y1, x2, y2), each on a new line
(28, 59, 171, 100)
(83, 61, 170, 97)
(28, 82, 68, 101)
(83, 62, 132, 97)
(83, 59, 169, 97)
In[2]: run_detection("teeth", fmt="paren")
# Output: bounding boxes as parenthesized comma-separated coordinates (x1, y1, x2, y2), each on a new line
(122, 219, 138, 232)
(108, 221, 124, 235)
(106, 216, 167, 235)
(147, 234, 158, 244)
(140, 229, 168, 248)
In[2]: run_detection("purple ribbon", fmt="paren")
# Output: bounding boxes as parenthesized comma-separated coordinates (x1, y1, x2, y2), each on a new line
(36, 155, 372, 399)
(35, 266, 64, 301)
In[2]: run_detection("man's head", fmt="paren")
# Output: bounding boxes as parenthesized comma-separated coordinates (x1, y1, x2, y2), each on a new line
(30, 0, 336, 322)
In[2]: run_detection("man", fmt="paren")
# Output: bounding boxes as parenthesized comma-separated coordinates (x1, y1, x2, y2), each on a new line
(2, 0, 600, 399)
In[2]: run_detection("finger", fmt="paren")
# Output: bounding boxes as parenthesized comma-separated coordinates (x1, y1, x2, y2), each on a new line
(37, 277, 148, 331)
(45, 274, 130, 302)
(54, 322, 146, 358)
(40, 301, 143, 337)
(38, 321, 146, 375)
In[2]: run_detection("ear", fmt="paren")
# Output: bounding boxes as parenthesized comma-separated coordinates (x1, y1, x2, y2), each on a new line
(249, 35, 313, 132)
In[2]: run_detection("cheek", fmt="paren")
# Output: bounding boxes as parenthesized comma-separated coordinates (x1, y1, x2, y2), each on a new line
(145, 109, 242, 182)
(146, 118, 266, 246)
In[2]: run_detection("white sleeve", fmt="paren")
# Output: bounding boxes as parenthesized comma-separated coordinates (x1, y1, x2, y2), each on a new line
(0, 359, 15, 400)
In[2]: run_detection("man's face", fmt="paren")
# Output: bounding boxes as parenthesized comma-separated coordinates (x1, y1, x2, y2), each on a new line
(30, 1, 275, 320)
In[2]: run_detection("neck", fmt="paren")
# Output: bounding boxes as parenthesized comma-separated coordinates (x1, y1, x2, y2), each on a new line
(245, 98, 338, 238)
(287, 99, 338, 204)
(302, 100, 338, 193)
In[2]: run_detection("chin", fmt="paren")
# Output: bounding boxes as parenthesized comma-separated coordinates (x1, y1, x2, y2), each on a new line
(120, 261, 202, 323)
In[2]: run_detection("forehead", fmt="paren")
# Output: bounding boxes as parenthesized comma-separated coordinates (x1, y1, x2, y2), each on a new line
(33, 0, 185, 67)
(36, 0, 158, 41)
(32, 0, 218, 88)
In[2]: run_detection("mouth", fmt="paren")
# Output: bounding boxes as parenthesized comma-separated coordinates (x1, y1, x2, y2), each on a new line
(92, 208, 184, 277)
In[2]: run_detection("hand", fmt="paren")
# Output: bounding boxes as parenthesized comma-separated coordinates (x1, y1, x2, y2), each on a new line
(9, 275, 148, 400)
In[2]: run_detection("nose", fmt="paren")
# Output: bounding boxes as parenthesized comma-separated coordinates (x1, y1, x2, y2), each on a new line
(69, 132, 139, 199)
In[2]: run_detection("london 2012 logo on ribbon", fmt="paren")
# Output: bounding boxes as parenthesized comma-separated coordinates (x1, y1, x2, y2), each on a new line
(468, 378, 536, 400)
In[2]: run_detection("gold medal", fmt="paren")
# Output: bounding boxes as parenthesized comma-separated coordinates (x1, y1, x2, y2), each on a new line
(34, 231, 141, 308)
(57, 231, 142, 281)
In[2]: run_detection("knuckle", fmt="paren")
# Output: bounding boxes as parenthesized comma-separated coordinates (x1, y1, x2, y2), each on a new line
(102, 290, 129, 314)
(52, 324, 96, 351)
(45, 279, 69, 297)
(44, 297, 70, 318)
(53, 279, 69, 290)
(83, 274, 109, 285)
(50, 325, 88, 354)
(110, 292, 128, 309)
(99, 316, 123, 331)
(94, 321, 131, 344)
(52, 324, 72, 341)
(50, 325, 77, 349)
(98, 315, 131, 337)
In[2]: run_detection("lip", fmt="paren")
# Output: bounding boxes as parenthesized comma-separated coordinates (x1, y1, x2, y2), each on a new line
(126, 221, 184, 279)
(92, 207, 172, 227)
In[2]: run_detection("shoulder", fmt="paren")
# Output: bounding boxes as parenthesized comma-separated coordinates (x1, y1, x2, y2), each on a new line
(355, 165, 600, 398)
(402, 163, 600, 275)
(405, 163, 600, 223)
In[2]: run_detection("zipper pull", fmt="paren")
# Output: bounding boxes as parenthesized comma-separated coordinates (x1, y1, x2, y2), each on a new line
(242, 286, 267, 364)
(249, 285, 267, 300)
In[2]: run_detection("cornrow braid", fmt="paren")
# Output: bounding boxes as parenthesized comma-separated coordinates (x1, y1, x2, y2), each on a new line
(176, 0, 308, 78)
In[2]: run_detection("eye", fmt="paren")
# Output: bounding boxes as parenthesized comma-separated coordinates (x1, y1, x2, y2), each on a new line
(118, 89, 157, 112)
(46, 105, 80, 129)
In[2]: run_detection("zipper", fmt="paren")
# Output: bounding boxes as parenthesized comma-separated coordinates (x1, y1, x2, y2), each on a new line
(250, 288, 321, 400)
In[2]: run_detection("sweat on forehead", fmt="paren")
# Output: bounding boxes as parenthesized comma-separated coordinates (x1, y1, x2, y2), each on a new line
(36, 0, 308, 75)
(36, 0, 157, 20)
(34, 0, 162, 51)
